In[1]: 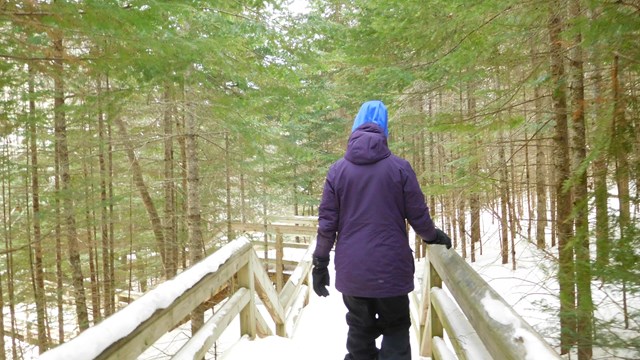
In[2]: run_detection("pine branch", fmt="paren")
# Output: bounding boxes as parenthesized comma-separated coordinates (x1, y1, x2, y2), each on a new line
(410, 4, 515, 69)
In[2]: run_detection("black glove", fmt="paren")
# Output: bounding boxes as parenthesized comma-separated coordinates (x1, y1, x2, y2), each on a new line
(423, 228, 452, 249)
(434, 228, 452, 249)
(312, 256, 330, 297)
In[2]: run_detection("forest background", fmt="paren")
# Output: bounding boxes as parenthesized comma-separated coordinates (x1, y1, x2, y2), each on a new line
(0, 0, 638, 359)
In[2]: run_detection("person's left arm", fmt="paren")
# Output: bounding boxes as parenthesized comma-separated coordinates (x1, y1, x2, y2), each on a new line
(312, 168, 339, 297)
(402, 162, 437, 242)
(402, 163, 452, 249)
(313, 170, 339, 259)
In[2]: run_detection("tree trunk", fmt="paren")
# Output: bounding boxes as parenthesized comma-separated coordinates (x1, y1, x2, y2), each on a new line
(612, 55, 632, 330)
(534, 76, 547, 249)
(225, 131, 234, 241)
(524, 114, 533, 242)
(549, 2, 576, 352)
(499, 132, 509, 265)
(293, 165, 299, 216)
(592, 53, 610, 278)
(458, 196, 467, 259)
(186, 93, 205, 334)
(106, 76, 116, 315)
(176, 96, 189, 270)
(114, 116, 168, 274)
(83, 156, 102, 324)
(164, 84, 178, 278)
(0, 248, 4, 360)
(428, 97, 436, 213)
(97, 76, 114, 316)
(2, 142, 18, 358)
(508, 135, 517, 270)
(468, 84, 480, 262)
(54, 130, 65, 343)
(53, 32, 90, 332)
(550, 167, 557, 248)
(28, 62, 49, 351)
(240, 167, 247, 223)
(569, 1, 593, 356)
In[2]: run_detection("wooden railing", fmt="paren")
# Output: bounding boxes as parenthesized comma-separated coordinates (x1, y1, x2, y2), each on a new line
(40, 236, 315, 360)
(232, 216, 316, 292)
(40, 214, 562, 360)
(410, 244, 561, 360)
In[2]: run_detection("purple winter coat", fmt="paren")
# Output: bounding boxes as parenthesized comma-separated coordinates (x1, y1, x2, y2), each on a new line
(313, 123, 437, 298)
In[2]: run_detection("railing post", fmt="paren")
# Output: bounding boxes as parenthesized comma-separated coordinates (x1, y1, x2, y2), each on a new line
(430, 258, 443, 340)
(276, 231, 284, 291)
(238, 259, 256, 339)
(417, 257, 432, 357)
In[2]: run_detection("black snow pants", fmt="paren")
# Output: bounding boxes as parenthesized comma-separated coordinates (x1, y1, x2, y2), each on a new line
(342, 294, 411, 360)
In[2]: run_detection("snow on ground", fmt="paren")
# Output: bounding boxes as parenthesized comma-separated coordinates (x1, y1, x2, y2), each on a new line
(222, 270, 350, 360)
(221, 262, 430, 360)
(462, 212, 638, 359)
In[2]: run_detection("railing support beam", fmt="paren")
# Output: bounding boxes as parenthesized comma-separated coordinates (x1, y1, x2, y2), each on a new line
(173, 288, 251, 359)
(431, 287, 491, 360)
(238, 259, 256, 339)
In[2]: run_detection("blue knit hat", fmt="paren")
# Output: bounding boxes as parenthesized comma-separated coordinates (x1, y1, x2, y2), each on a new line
(351, 100, 389, 138)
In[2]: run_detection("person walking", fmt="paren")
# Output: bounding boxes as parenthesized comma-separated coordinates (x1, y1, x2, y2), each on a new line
(312, 100, 452, 360)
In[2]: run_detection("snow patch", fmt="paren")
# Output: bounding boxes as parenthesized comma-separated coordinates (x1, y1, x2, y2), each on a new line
(481, 291, 558, 360)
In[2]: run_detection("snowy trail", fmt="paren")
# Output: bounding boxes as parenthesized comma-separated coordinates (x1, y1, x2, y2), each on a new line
(222, 264, 429, 360)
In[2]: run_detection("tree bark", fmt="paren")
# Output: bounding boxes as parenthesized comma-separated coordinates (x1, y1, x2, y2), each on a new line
(185, 92, 205, 334)
(225, 131, 234, 241)
(534, 75, 547, 249)
(53, 31, 90, 332)
(2, 142, 18, 358)
(592, 52, 610, 278)
(240, 165, 247, 223)
(114, 116, 169, 274)
(458, 196, 467, 259)
(524, 114, 533, 241)
(468, 84, 481, 263)
(569, 1, 593, 357)
(0, 247, 4, 360)
(106, 76, 116, 315)
(612, 55, 632, 330)
(97, 76, 114, 316)
(54, 127, 65, 343)
(499, 132, 509, 265)
(28, 62, 49, 351)
(549, 1, 576, 352)
(176, 93, 189, 270)
(163, 84, 178, 277)
(508, 134, 517, 270)
(83, 154, 102, 324)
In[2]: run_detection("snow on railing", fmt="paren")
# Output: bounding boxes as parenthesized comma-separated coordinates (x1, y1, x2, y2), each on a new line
(40, 234, 314, 360)
(411, 244, 561, 360)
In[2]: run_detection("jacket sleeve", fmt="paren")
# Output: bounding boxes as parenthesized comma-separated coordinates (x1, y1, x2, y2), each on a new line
(313, 171, 339, 258)
(402, 162, 437, 242)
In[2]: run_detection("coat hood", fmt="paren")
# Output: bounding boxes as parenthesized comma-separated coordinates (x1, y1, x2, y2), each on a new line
(351, 100, 389, 138)
(345, 123, 391, 165)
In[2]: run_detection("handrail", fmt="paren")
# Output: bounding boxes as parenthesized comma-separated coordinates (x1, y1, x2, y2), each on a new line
(411, 244, 561, 360)
(40, 237, 314, 360)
